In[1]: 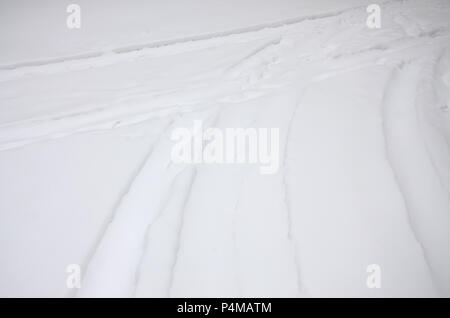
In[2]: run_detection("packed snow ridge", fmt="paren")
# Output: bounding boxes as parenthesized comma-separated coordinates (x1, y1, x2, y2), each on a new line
(0, 0, 450, 297)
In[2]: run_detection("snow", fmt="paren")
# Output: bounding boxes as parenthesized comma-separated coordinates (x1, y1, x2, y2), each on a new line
(0, 0, 376, 67)
(0, 0, 450, 297)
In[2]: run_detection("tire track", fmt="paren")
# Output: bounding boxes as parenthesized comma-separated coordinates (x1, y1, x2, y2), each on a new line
(380, 62, 450, 296)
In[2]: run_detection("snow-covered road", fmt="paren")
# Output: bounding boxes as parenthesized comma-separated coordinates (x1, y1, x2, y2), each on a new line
(1, 0, 450, 297)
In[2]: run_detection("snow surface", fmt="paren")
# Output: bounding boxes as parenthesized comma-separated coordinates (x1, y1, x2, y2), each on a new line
(0, 0, 376, 66)
(0, 0, 450, 297)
